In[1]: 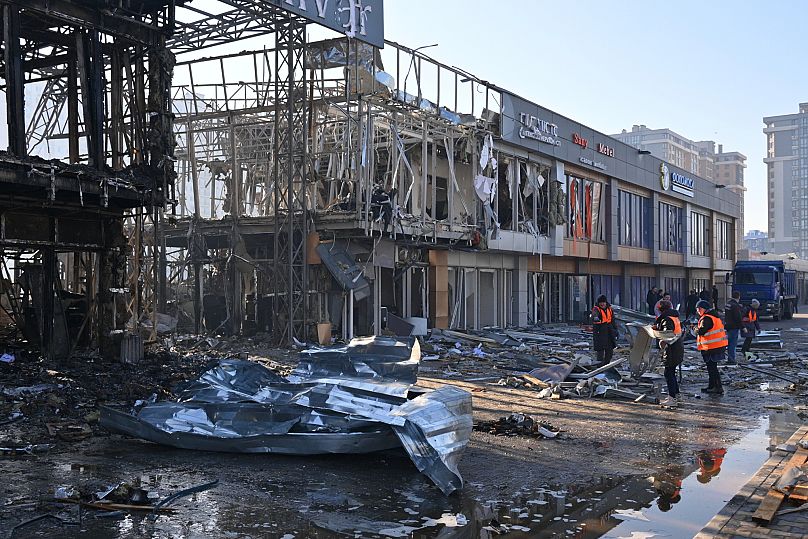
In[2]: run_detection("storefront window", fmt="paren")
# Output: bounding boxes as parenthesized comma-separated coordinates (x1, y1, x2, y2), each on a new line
(690, 212, 710, 256)
(618, 190, 651, 248)
(566, 175, 606, 242)
(716, 219, 733, 259)
(659, 202, 684, 252)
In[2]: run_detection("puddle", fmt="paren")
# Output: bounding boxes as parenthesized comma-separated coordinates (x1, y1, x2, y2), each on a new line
(6, 413, 802, 539)
(573, 412, 801, 538)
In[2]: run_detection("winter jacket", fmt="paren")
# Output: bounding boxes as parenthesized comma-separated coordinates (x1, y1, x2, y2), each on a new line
(742, 306, 761, 335)
(724, 299, 743, 330)
(697, 308, 727, 360)
(646, 290, 658, 312)
(591, 304, 618, 352)
(654, 308, 684, 366)
(685, 294, 699, 317)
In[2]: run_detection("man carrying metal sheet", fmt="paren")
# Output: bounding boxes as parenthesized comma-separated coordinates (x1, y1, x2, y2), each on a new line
(654, 299, 684, 407)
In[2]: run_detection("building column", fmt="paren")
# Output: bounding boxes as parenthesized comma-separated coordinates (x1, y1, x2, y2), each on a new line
(550, 160, 565, 256)
(428, 250, 449, 329)
(683, 202, 693, 269)
(651, 192, 660, 266)
(514, 255, 529, 326)
(608, 178, 620, 260)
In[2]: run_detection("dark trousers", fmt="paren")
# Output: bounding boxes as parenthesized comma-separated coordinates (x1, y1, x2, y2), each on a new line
(704, 357, 723, 388)
(664, 363, 680, 397)
(741, 336, 754, 354)
(596, 347, 614, 364)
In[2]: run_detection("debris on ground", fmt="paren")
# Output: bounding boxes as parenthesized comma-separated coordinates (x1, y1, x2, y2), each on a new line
(474, 413, 562, 438)
(100, 336, 473, 495)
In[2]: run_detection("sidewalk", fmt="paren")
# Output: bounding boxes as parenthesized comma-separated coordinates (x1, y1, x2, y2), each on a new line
(696, 425, 808, 538)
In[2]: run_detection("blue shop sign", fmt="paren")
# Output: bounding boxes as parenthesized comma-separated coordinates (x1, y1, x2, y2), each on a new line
(659, 163, 694, 197)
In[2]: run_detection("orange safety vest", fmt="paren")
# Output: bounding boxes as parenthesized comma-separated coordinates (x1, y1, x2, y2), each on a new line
(697, 314, 728, 351)
(743, 309, 758, 324)
(594, 306, 613, 324)
(669, 316, 682, 336)
(657, 314, 682, 335)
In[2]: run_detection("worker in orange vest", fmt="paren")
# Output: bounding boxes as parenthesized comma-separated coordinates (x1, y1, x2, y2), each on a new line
(695, 300, 728, 395)
(591, 294, 618, 365)
(740, 299, 761, 358)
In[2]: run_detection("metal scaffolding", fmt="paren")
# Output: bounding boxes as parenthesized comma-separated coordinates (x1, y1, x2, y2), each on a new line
(272, 11, 309, 343)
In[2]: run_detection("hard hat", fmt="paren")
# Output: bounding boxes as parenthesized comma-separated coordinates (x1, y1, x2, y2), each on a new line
(695, 300, 712, 311)
(750, 299, 760, 308)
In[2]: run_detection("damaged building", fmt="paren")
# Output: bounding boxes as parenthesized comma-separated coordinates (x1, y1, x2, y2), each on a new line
(0, 0, 741, 352)
(0, 0, 175, 358)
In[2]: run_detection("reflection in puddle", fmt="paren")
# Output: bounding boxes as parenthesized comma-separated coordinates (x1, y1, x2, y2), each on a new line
(10, 413, 802, 538)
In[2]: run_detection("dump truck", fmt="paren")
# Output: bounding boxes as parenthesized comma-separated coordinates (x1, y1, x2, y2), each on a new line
(730, 260, 798, 320)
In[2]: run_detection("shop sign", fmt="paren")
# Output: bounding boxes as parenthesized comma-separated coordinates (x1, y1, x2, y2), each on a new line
(659, 162, 694, 197)
(573, 133, 589, 149)
(671, 171, 694, 197)
(597, 143, 615, 157)
(518, 112, 561, 146)
(270, 0, 384, 48)
(579, 156, 606, 171)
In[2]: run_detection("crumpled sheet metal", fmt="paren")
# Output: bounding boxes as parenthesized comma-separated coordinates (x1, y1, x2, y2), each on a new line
(390, 385, 473, 495)
(100, 336, 471, 495)
(289, 336, 420, 397)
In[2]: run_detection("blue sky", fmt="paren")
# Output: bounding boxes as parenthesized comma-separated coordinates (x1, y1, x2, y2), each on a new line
(382, 0, 808, 232)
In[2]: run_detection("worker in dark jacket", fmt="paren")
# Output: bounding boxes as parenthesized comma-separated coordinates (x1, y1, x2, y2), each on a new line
(699, 288, 711, 303)
(695, 300, 728, 395)
(685, 289, 699, 319)
(712, 285, 720, 309)
(724, 291, 743, 364)
(592, 295, 618, 365)
(654, 300, 684, 407)
(646, 287, 659, 315)
(740, 299, 761, 357)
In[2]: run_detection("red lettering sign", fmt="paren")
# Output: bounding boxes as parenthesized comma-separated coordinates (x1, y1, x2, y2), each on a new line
(597, 143, 615, 157)
(573, 133, 588, 149)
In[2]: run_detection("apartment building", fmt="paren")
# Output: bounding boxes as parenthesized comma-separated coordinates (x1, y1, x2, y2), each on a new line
(764, 103, 808, 257)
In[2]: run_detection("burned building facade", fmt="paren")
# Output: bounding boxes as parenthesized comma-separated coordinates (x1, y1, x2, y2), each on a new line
(0, 0, 741, 352)
(0, 0, 175, 358)
(162, 16, 741, 343)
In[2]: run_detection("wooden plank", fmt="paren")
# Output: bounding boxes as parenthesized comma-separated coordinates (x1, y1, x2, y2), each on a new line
(788, 484, 808, 504)
(751, 448, 808, 525)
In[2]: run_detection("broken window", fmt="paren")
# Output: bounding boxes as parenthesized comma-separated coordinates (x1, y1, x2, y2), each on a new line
(659, 202, 684, 252)
(426, 174, 449, 221)
(566, 176, 606, 242)
(517, 161, 554, 237)
(618, 190, 652, 248)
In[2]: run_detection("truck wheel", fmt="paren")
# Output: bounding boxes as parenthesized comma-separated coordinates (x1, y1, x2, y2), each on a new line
(773, 303, 782, 321)
(784, 300, 794, 320)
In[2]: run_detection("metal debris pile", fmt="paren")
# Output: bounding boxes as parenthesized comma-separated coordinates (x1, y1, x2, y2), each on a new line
(474, 413, 561, 438)
(100, 336, 473, 495)
(423, 315, 665, 404)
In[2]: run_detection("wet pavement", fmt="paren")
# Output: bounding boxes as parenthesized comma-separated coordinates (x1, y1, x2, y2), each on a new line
(3, 312, 808, 538)
(2, 411, 803, 538)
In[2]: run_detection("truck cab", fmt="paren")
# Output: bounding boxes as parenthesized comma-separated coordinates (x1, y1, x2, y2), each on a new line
(730, 260, 796, 320)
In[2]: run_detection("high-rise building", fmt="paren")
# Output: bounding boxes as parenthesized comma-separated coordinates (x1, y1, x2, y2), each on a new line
(612, 125, 702, 176)
(714, 145, 747, 251)
(764, 103, 808, 257)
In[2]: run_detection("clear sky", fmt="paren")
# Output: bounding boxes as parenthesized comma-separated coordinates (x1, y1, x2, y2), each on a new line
(381, 0, 808, 233)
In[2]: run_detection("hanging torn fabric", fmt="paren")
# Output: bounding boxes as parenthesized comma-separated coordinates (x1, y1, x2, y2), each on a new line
(474, 174, 497, 203)
(479, 134, 495, 171)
